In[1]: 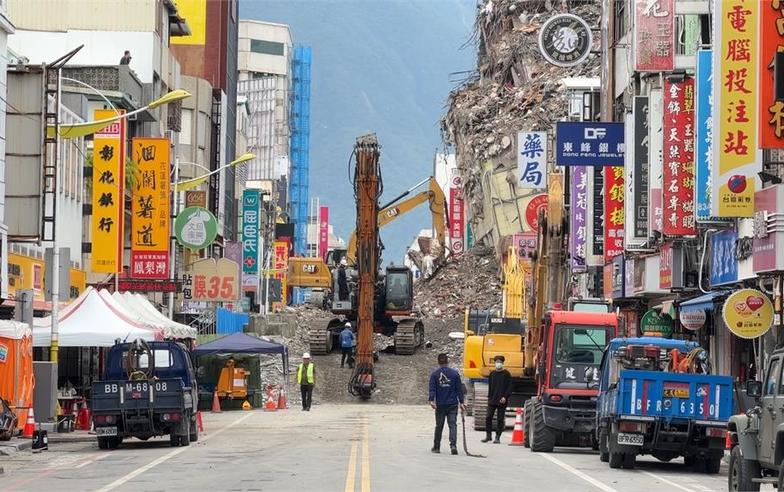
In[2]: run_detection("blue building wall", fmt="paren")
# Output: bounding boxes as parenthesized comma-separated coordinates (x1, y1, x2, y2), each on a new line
(290, 45, 311, 259)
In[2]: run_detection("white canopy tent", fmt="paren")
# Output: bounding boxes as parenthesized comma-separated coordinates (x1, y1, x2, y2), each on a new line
(111, 291, 196, 339)
(32, 287, 161, 347)
(0, 320, 31, 340)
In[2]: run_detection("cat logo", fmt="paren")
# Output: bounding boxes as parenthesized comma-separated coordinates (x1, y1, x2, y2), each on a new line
(385, 207, 400, 219)
(302, 264, 318, 274)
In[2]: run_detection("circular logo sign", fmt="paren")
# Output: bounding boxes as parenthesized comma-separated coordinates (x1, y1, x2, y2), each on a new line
(722, 288, 774, 339)
(525, 194, 549, 232)
(452, 240, 464, 253)
(640, 310, 674, 338)
(174, 206, 218, 251)
(679, 309, 707, 331)
(538, 14, 593, 67)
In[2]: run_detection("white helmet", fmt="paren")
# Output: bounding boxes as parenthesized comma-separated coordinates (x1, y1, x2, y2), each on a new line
(303, 352, 311, 359)
(345, 322, 352, 327)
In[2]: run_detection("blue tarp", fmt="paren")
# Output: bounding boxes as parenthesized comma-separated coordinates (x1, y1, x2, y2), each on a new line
(679, 291, 729, 316)
(216, 308, 249, 335)
(193, 332, 287, 356)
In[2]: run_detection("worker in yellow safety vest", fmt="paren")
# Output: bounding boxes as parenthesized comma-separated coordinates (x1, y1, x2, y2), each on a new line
(297, 353, 315, 411)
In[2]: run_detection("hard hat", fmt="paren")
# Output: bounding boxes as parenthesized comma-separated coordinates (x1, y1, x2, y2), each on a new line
(303, 352, 311, 359)
(340, 258, 347, 266)
(345, 322, 352, 327)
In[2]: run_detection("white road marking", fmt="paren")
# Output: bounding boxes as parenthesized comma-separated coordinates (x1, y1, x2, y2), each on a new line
(75, 453, 110, 469)
(94, 412, 255, 492)
(537, 453, 618, 492)
(640, 470, 696, 492)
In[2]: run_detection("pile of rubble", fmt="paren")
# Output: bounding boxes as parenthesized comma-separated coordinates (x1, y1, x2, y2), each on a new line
(415, 246, 501, 317)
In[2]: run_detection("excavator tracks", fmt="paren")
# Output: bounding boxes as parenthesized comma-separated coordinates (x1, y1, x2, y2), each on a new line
(473, 382, 488, 431)
(394, 319, 424, 355)
(308, 318, 342, 355)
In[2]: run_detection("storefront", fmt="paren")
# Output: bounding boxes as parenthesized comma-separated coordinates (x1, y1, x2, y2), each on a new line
(7, 252, 87, 309)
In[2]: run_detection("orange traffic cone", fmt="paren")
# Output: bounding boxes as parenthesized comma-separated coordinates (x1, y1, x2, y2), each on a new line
(196, 411, 204, 432)
(22, 407, 35, 439)
(211, 390, 222, 413)
(264, 388, 278, 412)
(277, 387, 287, 410)
(509, 408, 524, 446)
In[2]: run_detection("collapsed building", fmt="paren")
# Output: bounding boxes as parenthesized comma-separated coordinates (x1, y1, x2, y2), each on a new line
(441, 0, 601, 255)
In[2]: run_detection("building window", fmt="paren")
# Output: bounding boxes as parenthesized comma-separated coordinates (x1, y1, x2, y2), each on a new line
(251, 39, 285, 56)
(613, 0, 629, 42)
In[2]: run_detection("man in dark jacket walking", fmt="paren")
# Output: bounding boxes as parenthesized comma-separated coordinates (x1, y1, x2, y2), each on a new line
(481, 355, 512, 443)
(428, 353, 465, 455)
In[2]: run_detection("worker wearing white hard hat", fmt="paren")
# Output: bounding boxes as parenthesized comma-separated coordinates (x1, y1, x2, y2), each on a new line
(297, 353, 315, 411)
(340, 322, 356, 369)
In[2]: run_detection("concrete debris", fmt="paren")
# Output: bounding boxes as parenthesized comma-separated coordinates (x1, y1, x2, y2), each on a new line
(415, 246, 502, 318)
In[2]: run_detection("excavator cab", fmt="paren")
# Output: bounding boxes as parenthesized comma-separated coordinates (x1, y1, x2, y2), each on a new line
(384, 266, 413, 314)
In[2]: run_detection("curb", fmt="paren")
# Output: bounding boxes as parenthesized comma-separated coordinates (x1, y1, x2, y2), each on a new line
(0, 439, 32, 456)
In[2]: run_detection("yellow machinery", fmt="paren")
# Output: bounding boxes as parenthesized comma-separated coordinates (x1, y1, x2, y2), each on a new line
(287, 257, 333, 288)
(216, 359, 249, 399)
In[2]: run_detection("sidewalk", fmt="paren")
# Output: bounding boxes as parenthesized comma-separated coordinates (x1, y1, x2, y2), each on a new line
(0, 437, 31, 456)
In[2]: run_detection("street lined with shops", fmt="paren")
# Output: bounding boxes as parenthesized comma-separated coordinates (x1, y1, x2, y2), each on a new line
(0, 405, 737, 492)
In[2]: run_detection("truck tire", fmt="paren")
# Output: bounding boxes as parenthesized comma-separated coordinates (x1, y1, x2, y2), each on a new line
(523, 400, 532, 448)
(473, 382, 488, 432)
(703, 456, 721, 475)
(180, 419, 191, 447)
(608, 451, 623, 469)
(622, 452, 636, 469)
(189, 416, 199, 443)
(777, 460, 784, 490)
(530, 401, 555, 453)
(729, 445, 760, 492)
(599, 430, 609, 463)
(170, 433, 180, 447)
(97, 437, 109, 450)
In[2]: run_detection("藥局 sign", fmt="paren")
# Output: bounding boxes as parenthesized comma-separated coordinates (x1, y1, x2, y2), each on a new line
(556, 122, 625, 167)
(517, 131, 547, 189)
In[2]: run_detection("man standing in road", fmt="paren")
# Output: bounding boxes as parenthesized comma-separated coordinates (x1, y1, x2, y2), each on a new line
(340, 322, 355, 368)
(297, 353, 315, 411)
(428, 353, 465, 455)
(482, 355, 512, 443)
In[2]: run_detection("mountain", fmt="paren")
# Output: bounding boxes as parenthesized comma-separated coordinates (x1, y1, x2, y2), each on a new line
(240, 0, 476, 263)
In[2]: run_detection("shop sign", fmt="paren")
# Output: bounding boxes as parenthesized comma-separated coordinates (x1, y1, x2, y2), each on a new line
(710, 230, 738, 287)
(649, 88, 664, 234)
(660, 242, 673, 289)
(604, 166, 625, 262)
(632, 96, 649, 241)
(753, 184, 784, 273)
(570, 166, 588, 271)
(242, 190, 260, 274)
(634, 0, 674, 72)
(556, 122, 625, 167)
(633, 257, 645, 294)
(513, 232, 537, 260)
(624, 258, 636, 298)
(517, 132, 547, 189)
(8, 253, 86, 301)
(640, 309, 674, 338)
(185, 190, 207, 208)
(759, 0, 784, 148)
(537, 14, 593, 68)
(183, 258, 240, 302)
(603, 263, 614, 299)
(525, 193, 548, 232)
(722, 288, 774, 339)
(680, 309, 707, 331)
(273, 240, 289, 309)
(318, 206, 329, 260)
(174, 206, 218, 251)
(449, 178, 465, 253)
(591, 167, 604, 261)
(712, 0, 760, 217)
(611, 255, 624, 298)
(130, 138, 170, 279)
(91, 109, 126, 273)
(695, 50, 714, 221)
(117, 280, 180, 293)
(224, 241, 242, 266)
(662, 77, 697, 236)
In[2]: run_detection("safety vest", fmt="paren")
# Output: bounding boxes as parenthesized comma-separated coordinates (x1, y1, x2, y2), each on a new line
(297, 363, 315, 385)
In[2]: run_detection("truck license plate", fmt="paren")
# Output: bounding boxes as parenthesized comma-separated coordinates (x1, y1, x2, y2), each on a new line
(95, 426, 117, 437)
(617, 433, 643, 446)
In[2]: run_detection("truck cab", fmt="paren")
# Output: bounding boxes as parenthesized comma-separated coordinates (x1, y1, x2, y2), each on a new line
(91, 339, 199, 449)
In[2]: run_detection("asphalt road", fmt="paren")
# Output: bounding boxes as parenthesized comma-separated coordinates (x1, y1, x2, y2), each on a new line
(0, 405, 740, 492)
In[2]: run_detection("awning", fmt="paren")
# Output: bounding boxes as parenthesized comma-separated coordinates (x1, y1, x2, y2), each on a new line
(679, 291, 729, 314)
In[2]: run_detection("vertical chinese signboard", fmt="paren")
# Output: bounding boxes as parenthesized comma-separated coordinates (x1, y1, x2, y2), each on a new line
(649, 88, 664, 234)
(318, 206, 329, 260)
(695, 50, 714, 221)
(91, 109, 125, 273)
(662, 77, 697, 236)
(604, 166, 624, 262)
(242, 189, 260, 277)
(273, 240, 288, 310)
(712, 0, 759, 217)
(570, 166, 588, 271)
(634, 0, 674, 72)
(517, 131, 547, 189)
(449, 175, 465, 254)
(633, 96, 650, 240)
(130, 138, 170, 279)
(660, 242, 673, 289)
(760, 0, 784, 148)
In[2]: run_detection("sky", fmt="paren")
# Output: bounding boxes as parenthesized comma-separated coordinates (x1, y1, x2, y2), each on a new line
(240, 0, 476, 263)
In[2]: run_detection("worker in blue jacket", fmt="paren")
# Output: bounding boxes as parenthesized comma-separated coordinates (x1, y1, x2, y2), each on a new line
(339, 322, 355, 368)
(428, 353, 465, 455)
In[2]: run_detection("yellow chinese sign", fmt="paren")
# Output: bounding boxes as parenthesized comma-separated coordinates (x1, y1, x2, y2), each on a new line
(130, 138, 170, 279)
(723, 288, 774, 339)
(712, 0, 759, 217)
(273, 241, 289, 311)
(91, 109, 125, 273)
(8, 253, 86, 301)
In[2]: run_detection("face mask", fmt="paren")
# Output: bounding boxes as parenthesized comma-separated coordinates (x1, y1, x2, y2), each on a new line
(495, 361, 503, 370)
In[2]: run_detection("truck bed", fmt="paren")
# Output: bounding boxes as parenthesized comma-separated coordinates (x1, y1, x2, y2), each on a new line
(602, 370, 732, 422)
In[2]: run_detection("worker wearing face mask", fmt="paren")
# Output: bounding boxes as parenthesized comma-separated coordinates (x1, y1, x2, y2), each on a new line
(481, 355, 512, 444)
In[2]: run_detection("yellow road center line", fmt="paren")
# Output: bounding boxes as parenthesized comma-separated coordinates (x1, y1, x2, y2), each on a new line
(344, 439, 359, 492)
(361, 423, 370, 492)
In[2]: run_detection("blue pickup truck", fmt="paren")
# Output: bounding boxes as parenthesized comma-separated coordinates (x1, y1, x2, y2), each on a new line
(596, 337, 732, 472)
(91, 339, 198, 449)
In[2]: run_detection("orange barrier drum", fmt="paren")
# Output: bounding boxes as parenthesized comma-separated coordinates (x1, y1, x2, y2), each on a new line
(0, 321, 34, 431)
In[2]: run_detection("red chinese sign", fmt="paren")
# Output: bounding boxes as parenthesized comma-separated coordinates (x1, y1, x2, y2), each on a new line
(318, 206, 329, 260)
(449, 186, 465, 254)
(131, 138, 170, 279)
(662, 77, 697, 236)
(604, 166, 624, 262)
(634, 0, 674, 72)
(117, 280, 180, 293)
(659, 242, 673, 289)
(273, 240, 289, 309)
(183, 258, 240, 302)
(525, 193, 548, 232)
(760, 0, 784, 148)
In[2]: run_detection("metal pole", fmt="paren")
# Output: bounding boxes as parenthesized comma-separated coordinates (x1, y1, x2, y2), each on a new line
(50, 68, 62, 364)
(169, 156, 180, 319)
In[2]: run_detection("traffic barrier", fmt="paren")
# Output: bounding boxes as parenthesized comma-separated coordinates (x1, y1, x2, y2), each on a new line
(196, 411, 204, 432)
(211, 390, 222, 413)
(264, 385, 278, 412)
(509, 408, 524, 446)
(76, 401, 91, 431)
(242, 400, 252, 410)
(22, 407, 35, 439)
(277, 387, 287, 409)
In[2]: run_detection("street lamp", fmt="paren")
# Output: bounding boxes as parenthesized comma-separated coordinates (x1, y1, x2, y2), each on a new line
(173, 153, 255, 191)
